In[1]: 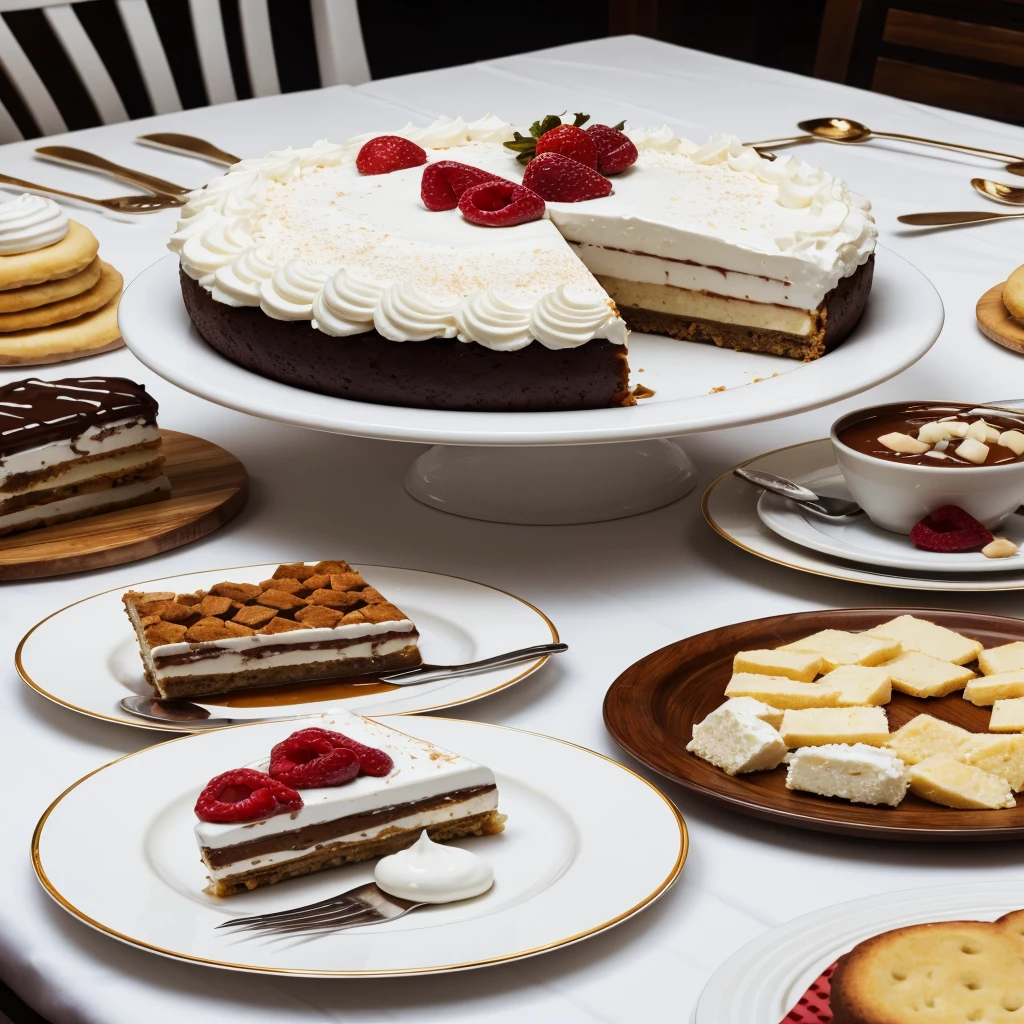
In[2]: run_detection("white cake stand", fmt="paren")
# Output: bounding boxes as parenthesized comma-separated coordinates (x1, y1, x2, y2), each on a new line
(119, 251, 942, 524)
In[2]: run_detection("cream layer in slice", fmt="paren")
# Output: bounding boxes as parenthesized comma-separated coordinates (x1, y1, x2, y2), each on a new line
(196, 712, 498, 880)
(0, 476, 168, 532)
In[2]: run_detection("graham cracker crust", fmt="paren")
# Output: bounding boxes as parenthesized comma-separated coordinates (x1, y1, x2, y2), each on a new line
(204, 810, 507, 897)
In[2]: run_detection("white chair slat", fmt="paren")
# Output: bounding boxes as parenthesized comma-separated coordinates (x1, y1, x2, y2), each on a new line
(0, 91, 22, 142)
(43, 3, 127, 124)
(116, 0, 181, 114)
(239, 0, 279, 98)
(311, 0, 370, 86)
(187, 0, 235, 105)
(0, 14, 64, 136)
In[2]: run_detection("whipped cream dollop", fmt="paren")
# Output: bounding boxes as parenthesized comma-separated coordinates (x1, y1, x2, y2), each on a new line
(0, 194, 69, 254)
(373, 831, 494, 903)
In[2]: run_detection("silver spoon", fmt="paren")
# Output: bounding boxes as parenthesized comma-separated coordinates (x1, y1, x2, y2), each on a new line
(733, 467, 864, 523)
(120, 642, 568, 727)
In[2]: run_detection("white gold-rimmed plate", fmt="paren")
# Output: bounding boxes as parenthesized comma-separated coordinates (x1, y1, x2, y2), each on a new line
(754, 449, 1024, 574)
(16, 563, 557, 732)
(694, 879, 1024, 1023)
(32, 715, 687, 977)
(703, 439, 1024, 592)
(119, 249, 940, 446)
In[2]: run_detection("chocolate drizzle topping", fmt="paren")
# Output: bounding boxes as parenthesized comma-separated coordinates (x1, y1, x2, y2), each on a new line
(0, 377, 158, 458)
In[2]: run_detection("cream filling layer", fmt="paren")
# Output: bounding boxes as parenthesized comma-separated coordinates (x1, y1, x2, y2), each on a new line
(155, 636, 416, 680)
(3, 447, 161, 500)
(0, 419, 158, 488)
(597, 276, 817, 336)
(570, 242, 816, 309)
(203, 790, 499, 880)
(0, 476, 168, 528)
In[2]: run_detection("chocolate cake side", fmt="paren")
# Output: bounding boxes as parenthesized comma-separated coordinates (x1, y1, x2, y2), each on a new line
(618, 254, 874, 361)
(180, 270, 633, 412)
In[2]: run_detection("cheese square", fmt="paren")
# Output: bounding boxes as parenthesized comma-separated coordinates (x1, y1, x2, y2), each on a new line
(885, 714, 975, 765)
(732, 649, 822, 682)
(784, 744, 908, 806)
(990, 697, 1024, 733)
(721, 696, 784, 729)
(780, 707, 890, 748)
(957, 734, 1024, 791)
(865, 615, 982, 666)
(686, 704, 787, 775)
(979, 641, 1024, 676)
(964, 671, 1024, 706)
(723, 673, 842, 709)
(909, 754, 1015, 809)
(883, 652, 975, 698)
(817, 665, 892, 706)
(780, 629, 901, 671)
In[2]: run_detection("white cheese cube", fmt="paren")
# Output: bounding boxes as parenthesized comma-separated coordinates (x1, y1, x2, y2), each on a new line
(780, 707, 890, 748)
(964, 670, 1024, 706)
(883, 652, 975, 698)
(723, 673, 842, 709)
(909, 755, 1015, 809)
(784, 743, 909, 806)
(956, 734, 1024, 791)
(686, 705, 787, 775)
(721, 697, 784, 729)
(818, 664, 892, 706)
(865, 616, 982, 665)
(886, 714, 975, 765)
(781, 630, 901, 671)
(979, 642, 1024, 676)
(990, 697, 1024, 733)
(733, 648, 822, 682)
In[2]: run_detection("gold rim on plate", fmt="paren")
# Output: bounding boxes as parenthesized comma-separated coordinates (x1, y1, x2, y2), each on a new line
(31, 718, 688, 976)
(15, 561, 559, 732)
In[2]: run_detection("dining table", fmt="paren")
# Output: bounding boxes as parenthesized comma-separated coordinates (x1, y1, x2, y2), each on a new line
(3, 32, 1024, 1024)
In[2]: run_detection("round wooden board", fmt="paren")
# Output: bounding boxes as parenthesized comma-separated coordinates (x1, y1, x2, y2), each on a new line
(604, 607, 1024, 841)
(0, 430, 247, 580)
(977, 282, 1024, 354)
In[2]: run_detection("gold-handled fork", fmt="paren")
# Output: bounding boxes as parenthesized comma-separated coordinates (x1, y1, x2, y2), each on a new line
(35, 145, 192, 196)
(0, 172, 183, 212)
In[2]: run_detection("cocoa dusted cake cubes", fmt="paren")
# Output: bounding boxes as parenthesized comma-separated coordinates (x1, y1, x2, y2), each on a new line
(123, 561, 421, 699)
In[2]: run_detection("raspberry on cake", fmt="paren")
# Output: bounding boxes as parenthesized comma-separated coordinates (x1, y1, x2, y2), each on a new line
(122, 561, 421, 699)
(170, 113, 875, 413)
(0, 376, 168, 535)
(195, 712, 505, 897)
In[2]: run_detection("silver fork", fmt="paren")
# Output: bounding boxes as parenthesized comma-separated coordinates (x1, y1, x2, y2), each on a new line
(216, 882, 423, 936)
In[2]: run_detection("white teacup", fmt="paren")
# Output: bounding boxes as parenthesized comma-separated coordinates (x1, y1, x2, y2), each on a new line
(831, 403, 1024, 535)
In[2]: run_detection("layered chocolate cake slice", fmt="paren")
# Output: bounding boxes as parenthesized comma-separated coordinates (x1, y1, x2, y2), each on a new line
(194, 712, 504, 897)
(0, 376, 168, 535)
(123, 561, 421, 699)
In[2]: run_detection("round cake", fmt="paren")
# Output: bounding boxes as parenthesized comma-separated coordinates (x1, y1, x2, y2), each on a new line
(171, 114, 876, 412)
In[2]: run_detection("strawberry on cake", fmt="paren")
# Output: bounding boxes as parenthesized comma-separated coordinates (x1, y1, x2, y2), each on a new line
(171, 113, 876, 412)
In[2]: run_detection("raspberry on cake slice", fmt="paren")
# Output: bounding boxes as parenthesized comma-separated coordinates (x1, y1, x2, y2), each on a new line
(122, 561, 421, 700)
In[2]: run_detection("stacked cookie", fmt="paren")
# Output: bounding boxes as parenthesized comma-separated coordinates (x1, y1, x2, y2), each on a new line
(0, 194, 123, 365)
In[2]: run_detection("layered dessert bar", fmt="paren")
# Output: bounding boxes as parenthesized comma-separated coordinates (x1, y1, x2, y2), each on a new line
(0, 376, 168, 536)
(195, 712, 504, 896)
(123, 561, 421, 699)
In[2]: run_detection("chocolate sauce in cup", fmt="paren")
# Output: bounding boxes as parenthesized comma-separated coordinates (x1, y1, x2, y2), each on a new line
(831, 403, 1024, 535)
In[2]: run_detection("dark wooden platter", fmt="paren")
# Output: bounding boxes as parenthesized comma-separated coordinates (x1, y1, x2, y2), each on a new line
(0, 430, 247, 580)
(604, 607, 1024, 841)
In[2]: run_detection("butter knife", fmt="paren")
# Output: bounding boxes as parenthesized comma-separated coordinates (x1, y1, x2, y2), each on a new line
(136, 132, 241, 166)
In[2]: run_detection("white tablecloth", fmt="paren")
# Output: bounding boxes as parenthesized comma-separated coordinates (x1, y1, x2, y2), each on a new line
(3, 34, 1023, 1024)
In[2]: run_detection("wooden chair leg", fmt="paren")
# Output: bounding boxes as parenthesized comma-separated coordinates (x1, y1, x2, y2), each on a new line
(814, 0, 864, 81)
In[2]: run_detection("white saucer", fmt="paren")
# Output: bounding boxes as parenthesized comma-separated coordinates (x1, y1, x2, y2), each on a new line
(703, 440, 1024, 592)
(119, 249, 941, 446)
(755, 451, 1024, 574)
(695, 879, 1024, 1023)
(16, 563, 557, 732)
(33, 715, 687, 976)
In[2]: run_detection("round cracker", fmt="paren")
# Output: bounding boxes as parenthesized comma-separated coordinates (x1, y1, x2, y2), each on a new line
(1003, 263, 1024, 320)
(0, 290, 122, 365)
(0, 260, 122, 331)
(0, 220, 99, 290)
(0, 256, 101, 312)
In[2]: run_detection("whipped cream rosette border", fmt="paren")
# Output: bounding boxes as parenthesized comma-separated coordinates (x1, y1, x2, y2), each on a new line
(170, 115, 875, 353)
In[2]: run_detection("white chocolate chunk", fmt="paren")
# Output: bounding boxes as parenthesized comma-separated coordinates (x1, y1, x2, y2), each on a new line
(878, 431, 929, 454)
(956, 436, 990, 464)
(966, 419, 999, 443)
(939, 419, 970, 436)
(917, 422, 952, 444)
(924, 451, 947, 460)
(999, 429, 1024, 455)
(983, 537, 1018, 559)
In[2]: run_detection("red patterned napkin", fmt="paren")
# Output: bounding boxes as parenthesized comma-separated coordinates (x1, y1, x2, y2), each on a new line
(780, 963, 835, 1023)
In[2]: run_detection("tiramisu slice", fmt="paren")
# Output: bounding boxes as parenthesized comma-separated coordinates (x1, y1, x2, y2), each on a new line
(0, 376, 168, 535)
(123, 561, 421, 699)
(194, 712, 504, 896)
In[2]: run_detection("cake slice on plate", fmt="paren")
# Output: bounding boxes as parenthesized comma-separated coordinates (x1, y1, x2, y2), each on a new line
(123, 561, 421, 699)
(194, 711, 504, 897)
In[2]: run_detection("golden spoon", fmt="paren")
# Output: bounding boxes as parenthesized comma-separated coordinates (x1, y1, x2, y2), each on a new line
(746, 117, 1024, 175)
(972, 178, 1024, 206)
